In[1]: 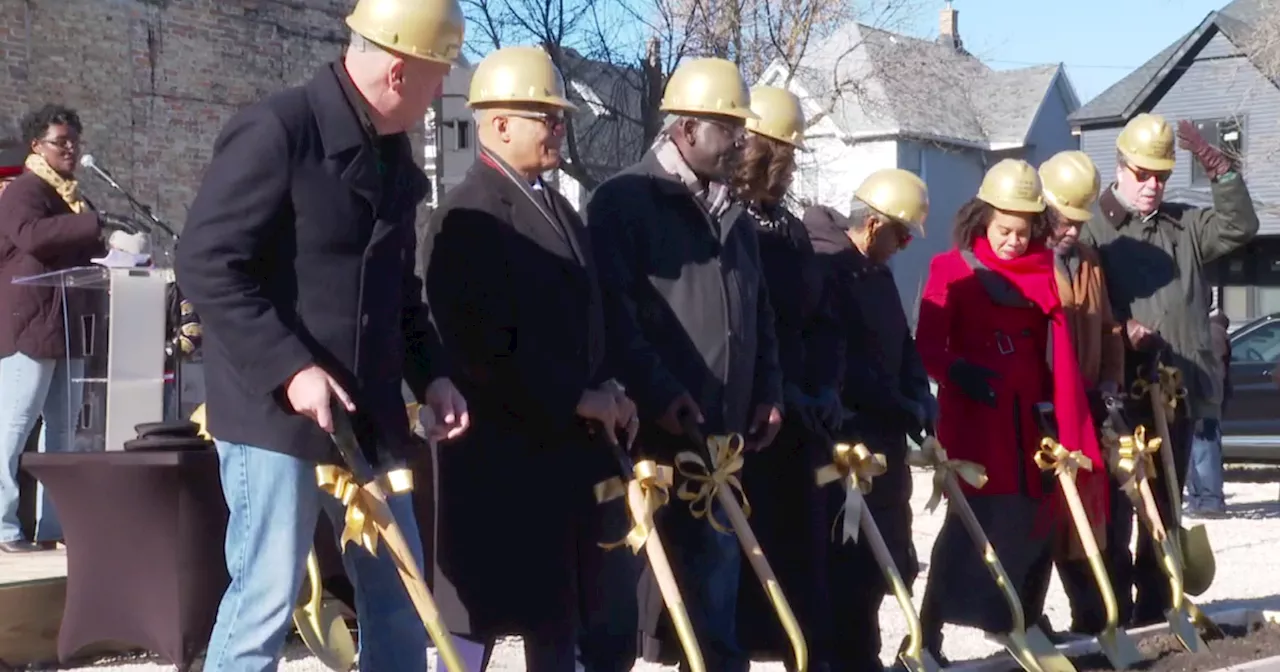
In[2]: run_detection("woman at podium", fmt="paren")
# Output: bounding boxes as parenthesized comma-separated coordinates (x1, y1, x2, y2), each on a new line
(0, 104, 137, 553)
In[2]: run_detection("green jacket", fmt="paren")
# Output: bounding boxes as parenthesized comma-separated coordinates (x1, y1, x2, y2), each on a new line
(1081, 173, 1259, 420)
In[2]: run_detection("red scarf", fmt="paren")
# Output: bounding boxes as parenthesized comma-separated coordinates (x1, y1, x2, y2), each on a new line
(973, 237, 1110, 528)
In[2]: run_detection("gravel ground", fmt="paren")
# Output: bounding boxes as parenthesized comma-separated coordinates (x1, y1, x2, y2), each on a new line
(47, 465, 1280, 671)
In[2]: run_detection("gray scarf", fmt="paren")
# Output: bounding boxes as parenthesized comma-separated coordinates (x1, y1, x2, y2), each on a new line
(653, 135, 733, 220)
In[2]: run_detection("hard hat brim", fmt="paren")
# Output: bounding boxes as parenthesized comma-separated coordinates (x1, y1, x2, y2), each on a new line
(468, 97, 579, 112)
(746, 127, 807, 151)
(660, 105, 760, 121)
(1119, 150, 1175, 173)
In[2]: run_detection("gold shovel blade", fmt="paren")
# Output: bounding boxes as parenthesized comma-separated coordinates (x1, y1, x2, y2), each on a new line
(898, 648, 943, 672)
(1023, 626, 1077, 672)
(1166, 605, 1206, 653)
(1181, 524, 1216, 596)
(1098, 627, 1144, 670)
(992, 630, 1047, 672)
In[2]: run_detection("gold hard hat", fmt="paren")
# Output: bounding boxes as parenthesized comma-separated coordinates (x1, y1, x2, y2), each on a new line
(977, 158, 1045, 213)
(744, 86, 806, 149)
(1039, 150, 1101, 222)
(467, 46, 577, 110)
(660, 58, 757, 121)
(1116, 113, 1175, 172)
(345, 0, 465, 64)
(854, 168, 929, 233)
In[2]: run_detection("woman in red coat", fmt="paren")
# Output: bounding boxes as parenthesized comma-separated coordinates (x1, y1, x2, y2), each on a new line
(914, 159, 1108, 660)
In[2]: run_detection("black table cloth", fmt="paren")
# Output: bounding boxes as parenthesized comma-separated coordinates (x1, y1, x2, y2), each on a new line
(22, 449, 228, 670)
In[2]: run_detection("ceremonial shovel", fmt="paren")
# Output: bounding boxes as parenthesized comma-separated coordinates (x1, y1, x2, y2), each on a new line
(909, 428, 1074, 672)
(679, 413, 809, 672)
(591, 424, 706, 672)
(1104, 399, 1219, 652)
(816, 440, 940, 672)
(1132, 356, 1216, 597)
(1033, 403, 1142, 670)
(323, 405, 468, 672)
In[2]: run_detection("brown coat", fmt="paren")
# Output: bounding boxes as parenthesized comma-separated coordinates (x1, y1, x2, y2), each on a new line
(1054, 242, 1124, 390)
(1052, 242, 1124, 559)
(0, 171, 104, 360)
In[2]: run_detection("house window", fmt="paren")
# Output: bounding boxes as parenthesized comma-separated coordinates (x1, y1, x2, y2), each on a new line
(1189, 117, 1244, 186)
(454, 120, 471, 151)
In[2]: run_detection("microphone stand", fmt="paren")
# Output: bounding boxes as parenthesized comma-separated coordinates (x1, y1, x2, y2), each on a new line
(85, 160, 185, 422)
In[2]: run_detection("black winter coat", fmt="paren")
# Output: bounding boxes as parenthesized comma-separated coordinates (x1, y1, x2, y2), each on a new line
(421, 150, 609, 639)
(176, 61, 447, 464)
(587, 150, 783, 447)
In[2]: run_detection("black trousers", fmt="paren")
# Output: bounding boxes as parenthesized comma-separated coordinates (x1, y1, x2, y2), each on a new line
(827, 435, 917, 672)
(576, 497, 641, 672)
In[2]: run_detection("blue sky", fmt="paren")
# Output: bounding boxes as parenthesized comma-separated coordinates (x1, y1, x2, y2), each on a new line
(909, 0, 1228, 103)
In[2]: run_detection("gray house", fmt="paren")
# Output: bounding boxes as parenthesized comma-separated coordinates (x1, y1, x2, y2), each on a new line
(762, 3, 1081, 322)
(1068, 0, 1280, 324)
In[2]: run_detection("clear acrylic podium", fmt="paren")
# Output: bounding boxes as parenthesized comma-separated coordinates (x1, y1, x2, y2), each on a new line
(12, 266, 171, 452)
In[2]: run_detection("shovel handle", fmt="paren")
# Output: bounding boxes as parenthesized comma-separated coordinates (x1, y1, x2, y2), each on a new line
(1055, 473, 1122, 635)
(852, 487, 924, 667)
(1148, 394, 1183, 531)
(720, 482, 808, 672)
(678, 410, 714, 467)
(329, 402, 377, 485)
(628, 485, 707, 672)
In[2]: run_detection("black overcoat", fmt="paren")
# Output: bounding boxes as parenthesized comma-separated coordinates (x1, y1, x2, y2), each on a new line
(421, 150, 610, 640)
(586, 150, 783, 664)
(175, 61, 447, 464)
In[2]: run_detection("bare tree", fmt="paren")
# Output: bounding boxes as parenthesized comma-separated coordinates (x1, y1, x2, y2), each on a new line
(460, 0, 928, 189)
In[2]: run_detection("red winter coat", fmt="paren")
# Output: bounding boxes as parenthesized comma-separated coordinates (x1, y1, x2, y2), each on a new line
(916, 248, 1053, 500)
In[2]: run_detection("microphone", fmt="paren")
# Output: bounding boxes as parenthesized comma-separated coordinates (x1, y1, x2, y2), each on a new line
(80, 154, 178, 241)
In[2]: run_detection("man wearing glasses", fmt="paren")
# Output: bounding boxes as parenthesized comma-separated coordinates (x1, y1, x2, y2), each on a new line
(1080, 113, 1259, 627)
(421, 45, 637, 672)
(586, 57, 783, 672)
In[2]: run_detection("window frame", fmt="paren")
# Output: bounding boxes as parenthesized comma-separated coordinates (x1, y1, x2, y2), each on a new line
(1188, 115, 1245, 187)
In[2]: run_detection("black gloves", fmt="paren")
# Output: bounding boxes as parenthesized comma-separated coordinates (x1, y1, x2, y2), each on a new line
(947, 359, 998, 407)
(783, 383, 848, 436)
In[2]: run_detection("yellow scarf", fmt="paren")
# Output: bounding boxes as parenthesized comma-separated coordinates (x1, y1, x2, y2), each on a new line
(24, 153, 86, 213)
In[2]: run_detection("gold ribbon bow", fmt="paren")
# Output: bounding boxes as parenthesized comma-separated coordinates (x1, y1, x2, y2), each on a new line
(1114, 425, 1162, 492)
(909, 437, 989, 512)
(316, 466, 415, 555)
(1131, 364, 1189, 411)
(815, 442, 886, 543)
(593, 460, 675, 553)
(676, 434, 750, 534)
(1034, 438, 1093, 479)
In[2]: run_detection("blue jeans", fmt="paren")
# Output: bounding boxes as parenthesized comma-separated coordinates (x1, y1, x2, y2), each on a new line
(1186, 419, 1225, 513)
(667, 510, 746, 672)
(203, 441, 427, 672)
(0, 353, 85, 543)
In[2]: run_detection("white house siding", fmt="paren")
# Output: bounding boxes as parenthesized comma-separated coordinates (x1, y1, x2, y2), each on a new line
(793, 136, 898, 215)
(890, 142, 987, 327)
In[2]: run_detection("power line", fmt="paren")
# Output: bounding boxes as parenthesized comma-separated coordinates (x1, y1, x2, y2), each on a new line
(986, 58, 1139, 70)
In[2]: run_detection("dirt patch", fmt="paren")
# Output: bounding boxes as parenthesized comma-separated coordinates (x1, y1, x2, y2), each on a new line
(1073, 621, 1280, 672)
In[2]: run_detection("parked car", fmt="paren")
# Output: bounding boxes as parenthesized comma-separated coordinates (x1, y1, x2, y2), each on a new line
(1221, 312, 1280, 462)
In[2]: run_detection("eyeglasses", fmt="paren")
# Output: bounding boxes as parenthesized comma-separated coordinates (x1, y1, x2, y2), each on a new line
(503, 111, 566, 132)
(1124, 162, 1170, 184)
(40, 137, 80, 151)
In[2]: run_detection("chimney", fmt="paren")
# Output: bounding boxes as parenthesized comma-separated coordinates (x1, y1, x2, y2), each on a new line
(938, 1, 962, 51)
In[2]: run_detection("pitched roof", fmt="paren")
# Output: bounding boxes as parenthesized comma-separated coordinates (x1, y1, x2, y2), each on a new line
(789, 23, 1066, 147)
(1068, 0, 1273, 127)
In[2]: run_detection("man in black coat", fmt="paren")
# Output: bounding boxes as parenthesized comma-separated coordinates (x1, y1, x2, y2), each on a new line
(802, 169, 934, 672)
(420, 45, 637, 672)
(174, 1, 468, 669)
(587, 57, 784, 672)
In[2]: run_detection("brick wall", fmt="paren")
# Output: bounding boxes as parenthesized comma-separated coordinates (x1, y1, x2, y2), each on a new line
(0, 0, 430, 232)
